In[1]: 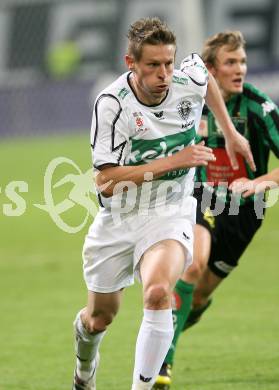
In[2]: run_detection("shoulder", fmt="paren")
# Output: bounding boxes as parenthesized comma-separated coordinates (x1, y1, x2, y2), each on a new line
(95, 72, 133, 107)
(243, 82, 271, 103)
(243, 82, 278, 117)
(179, 53, 208, 86)
(172, 69, 191, 87)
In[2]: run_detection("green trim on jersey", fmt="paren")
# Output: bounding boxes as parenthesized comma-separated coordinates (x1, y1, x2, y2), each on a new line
(126, 126, 196, 180)
(172, 74, 189, 85)
(196, 83, 279, 204)
(117, 87, 130, 100)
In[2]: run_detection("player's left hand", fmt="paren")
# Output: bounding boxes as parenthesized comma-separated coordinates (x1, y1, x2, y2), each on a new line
(229, 177, 254, 197)
(229, 176, 277, 197)
(225, 131, 256, 172)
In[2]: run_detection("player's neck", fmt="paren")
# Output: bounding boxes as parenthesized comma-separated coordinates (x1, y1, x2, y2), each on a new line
(129, 74, 167, 106)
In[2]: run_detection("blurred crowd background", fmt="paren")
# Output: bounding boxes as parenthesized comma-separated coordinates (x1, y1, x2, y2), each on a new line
(0, 0, 278, 137)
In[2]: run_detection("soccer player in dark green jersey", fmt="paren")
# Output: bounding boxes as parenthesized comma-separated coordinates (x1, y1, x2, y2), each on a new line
(154, 31, 279, 389)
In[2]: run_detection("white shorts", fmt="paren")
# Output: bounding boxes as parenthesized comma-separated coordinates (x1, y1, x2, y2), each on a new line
(83, 198, 196, 293)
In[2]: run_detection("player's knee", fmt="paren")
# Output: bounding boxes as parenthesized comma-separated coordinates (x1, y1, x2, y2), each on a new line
(144, 283, 170, 309)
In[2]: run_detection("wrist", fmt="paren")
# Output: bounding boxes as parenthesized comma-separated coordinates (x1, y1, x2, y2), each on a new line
(223, 125, 238, 138)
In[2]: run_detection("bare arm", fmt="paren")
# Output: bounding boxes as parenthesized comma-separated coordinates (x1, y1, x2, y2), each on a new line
(205, 73, 256, 172)
(229, 167, 279, 197)
(96, 142, 215, 197)
(267, 167, 279, 185)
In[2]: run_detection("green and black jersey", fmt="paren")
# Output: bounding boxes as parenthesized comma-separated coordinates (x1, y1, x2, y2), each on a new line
(196, 82, 279, 204)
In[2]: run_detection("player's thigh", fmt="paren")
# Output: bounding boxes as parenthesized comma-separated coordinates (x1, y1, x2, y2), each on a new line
(134, 206, 196, 287)
(193, 224, 211, 269)
(140, 239, 186, 290)
(182, 224, 211, 282)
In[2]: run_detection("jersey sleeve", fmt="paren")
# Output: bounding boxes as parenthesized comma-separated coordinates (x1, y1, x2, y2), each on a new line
(90, 94, 129, 169)
(259, 100, 279, 158)
(180, 53, 209, 90)
(247, 87, 279, 158)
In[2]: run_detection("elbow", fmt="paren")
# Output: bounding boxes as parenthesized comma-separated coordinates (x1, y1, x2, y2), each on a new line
(95, 173, 114, 198)
(98, 187, 113, 198)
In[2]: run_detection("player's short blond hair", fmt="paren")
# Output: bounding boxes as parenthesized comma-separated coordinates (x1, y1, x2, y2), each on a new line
(127, 17, 176, 61)
(202, 31, 246, 66)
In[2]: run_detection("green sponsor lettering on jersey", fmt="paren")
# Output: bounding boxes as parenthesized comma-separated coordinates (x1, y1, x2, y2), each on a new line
(126, 127, 195, 180)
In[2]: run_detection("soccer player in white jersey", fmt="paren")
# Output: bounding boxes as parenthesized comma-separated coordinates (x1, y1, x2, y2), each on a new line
(72, 17, 255, 390)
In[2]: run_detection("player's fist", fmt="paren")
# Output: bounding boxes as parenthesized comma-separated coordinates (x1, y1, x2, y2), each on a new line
(174, 141, 216, 168)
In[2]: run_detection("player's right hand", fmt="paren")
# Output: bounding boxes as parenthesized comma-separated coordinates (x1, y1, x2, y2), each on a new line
(174, 141, 216, 168)
(225, 131, 256, 172)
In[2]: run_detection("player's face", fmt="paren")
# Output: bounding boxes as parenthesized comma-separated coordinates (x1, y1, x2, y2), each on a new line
(126, 43, 175, 105)
(209, 45, 247, 101)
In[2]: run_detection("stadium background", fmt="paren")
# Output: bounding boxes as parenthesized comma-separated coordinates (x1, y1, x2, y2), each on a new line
(0, 0, 278, 389)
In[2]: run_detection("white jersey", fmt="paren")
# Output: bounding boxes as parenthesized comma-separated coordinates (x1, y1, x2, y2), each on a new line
(91, 53, 208, 215)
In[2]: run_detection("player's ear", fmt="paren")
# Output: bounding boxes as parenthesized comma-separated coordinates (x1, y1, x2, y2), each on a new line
(125, 54, 135, 71)
(206, 63, 217, 77)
